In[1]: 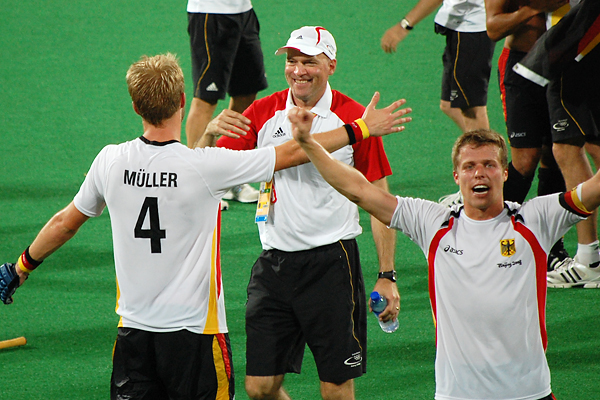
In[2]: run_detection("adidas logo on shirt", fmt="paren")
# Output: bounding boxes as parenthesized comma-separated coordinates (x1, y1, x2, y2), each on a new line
(206, 82, 218, 92)
(273, 127, 286, 138)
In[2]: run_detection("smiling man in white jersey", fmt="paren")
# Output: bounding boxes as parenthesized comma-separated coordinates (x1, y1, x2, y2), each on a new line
(198, 26, 404, 400)
(289, 109, 600, 399)
(0, 53, 410, 400)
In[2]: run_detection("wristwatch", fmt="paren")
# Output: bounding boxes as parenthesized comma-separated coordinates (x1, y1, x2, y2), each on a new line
(378, 270, 397, 282)
(400, 18, 413, 31)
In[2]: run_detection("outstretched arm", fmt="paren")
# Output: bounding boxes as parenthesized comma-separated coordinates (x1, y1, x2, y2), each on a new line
(288, 107, 399, 225)
(15, 202, 89, 284)
(381, 0, 443, 53)
(273, 92, 411, 171)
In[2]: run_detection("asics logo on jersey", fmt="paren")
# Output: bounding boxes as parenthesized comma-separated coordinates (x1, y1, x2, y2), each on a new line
(443, 245, 463, 255)
(497, 260, 522, 269)
(273, 127, 286, 138)
(206, 82, 219, 92)
(510, 132, 526, 138)
(343, 352, 362, 367)
(553, 119, 569, 131)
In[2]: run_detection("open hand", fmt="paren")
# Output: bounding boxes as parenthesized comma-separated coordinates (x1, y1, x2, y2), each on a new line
(362, 92, 412, 137)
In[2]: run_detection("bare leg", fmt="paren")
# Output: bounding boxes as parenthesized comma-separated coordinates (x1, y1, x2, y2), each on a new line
(461, 105, 490, 132)
(185, 98, 217, 148)
(440, 100, 466, 132)
(553, 142, 598, 245)
(245, 375, 291, 400)
(320, 380, 355, 400)
(511, 147, 542, 177)
(440, 101, 489, 133)
(229, 93, 257, 113)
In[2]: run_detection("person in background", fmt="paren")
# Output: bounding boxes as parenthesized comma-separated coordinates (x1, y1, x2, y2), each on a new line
(485, 0, 570, 270)
(186, 0, 268, 207)
(382, 0, 496, 206)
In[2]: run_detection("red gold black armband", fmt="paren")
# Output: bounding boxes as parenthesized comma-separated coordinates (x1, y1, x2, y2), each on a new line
(344, 118, 370, 145)
(16, 247, 42, 273)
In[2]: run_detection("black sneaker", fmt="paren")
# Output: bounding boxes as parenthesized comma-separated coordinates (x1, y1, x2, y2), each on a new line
(547, 238, 569, 272)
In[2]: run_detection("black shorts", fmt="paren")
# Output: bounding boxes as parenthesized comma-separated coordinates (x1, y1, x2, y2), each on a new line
(111, 328, 234, 400)
(437, 24, 495, 109)
(245, 239, 367, 384)
(498, 48, 551, 149)
(547, 45, 600, 145)
(187, 9, 268, 102)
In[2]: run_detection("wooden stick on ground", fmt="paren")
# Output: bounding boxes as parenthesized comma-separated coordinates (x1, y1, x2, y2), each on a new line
(0, 336, 27, 350)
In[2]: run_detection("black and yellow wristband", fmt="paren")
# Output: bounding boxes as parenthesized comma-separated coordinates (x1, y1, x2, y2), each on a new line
(344, 118, 370, 145)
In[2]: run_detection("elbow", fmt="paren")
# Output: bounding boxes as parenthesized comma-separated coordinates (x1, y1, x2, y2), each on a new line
(485, 20, 505, 42)
(487, 32, 503, 42)
(485, 27, 503, 42)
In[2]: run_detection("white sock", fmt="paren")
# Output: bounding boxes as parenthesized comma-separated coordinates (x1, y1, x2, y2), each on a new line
(576, 240, 600, 268)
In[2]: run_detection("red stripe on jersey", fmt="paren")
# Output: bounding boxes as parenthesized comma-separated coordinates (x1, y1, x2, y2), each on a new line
(577, 15, 600, 56)
(511, 215, 548, 350)
(217, 90, 288, 151)
(427, 216, 455, 342)
(216, 333, 233, 379)
(216, 89, 392, 182)
(498, 48, 510, 123)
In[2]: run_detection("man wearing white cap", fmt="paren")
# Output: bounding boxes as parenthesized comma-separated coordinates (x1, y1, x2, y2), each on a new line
(200, 26, 402, 400)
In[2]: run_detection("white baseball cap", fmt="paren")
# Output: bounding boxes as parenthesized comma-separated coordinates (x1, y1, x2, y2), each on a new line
(275, 26, 337, 60)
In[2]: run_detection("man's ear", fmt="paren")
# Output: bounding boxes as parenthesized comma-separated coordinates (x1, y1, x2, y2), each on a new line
(453, 170, 459, 185)
(132, 102, 141, 116)
(329, 59, 337, 76)
(181, 93, 186, 109)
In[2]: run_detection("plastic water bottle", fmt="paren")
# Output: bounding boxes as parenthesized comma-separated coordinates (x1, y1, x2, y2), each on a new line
(370, 291, 399, 333)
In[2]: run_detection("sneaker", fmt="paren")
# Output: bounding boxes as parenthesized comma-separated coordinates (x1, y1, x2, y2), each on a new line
(220, 199, 229, 211)
(439, 190, 462, 207)
(547, 238, 569, 272)
(223, 184, 259, 203)
(547, 257, 600, 288)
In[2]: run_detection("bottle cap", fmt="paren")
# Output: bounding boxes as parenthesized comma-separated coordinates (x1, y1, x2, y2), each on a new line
(370, 291, 382, 301)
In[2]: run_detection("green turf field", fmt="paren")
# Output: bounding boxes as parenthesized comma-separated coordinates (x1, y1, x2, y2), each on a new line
(1, 0, 598, 398)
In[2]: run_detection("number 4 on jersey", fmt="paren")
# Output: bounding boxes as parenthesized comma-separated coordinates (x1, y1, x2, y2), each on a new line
(135, 197, 166, 253)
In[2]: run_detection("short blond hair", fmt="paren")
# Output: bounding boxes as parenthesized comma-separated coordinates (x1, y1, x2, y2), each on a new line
(126, 53, 184, 126)
(451, 129, 508, 171)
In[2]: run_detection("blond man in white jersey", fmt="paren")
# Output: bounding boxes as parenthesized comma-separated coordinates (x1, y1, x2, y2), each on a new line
(0, 53, 410, 400)
(289, 107, 600, 400)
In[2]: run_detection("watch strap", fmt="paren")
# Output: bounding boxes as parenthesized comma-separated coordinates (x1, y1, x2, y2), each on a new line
(378, 270, 397, 282)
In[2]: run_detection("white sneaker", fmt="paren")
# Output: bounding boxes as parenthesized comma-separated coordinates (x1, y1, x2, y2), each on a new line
(547, 257, 600, 288)
(220, 200, 229, 211)
(439, 190, 463, 207)
(223, 184, 259, 203)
